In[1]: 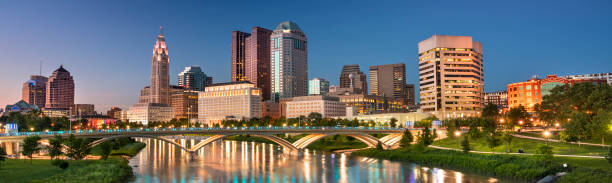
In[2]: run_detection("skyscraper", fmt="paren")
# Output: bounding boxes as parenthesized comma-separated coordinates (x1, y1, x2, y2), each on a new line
(369, 63, 407, 100)
(46, 65, 75, 109)
(178, 66, 209, 91)
(22, 75, 48, 108)
(308, 78, 330, 95)
(232, 27, 273, 100)
(150, 28, 170, 105)
(418, 35, 484, 118)
(245, 27, 273, 101)
(270, 21, 308, 100)
(231, 31, 250, 82)
(339, 64, 367, 94)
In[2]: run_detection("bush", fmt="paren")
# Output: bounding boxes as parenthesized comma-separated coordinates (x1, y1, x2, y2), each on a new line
(58, 160, 69, 169)
(461, 136, 471, 153)
(32, 158, 133, 183)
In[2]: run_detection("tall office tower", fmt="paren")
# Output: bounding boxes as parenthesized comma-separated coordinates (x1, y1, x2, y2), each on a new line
(22, 75, 48, 108)
(178, 66, 209, 91)
(418, 35, 484, 118)
(245, 27, 273, 101)
(150, 28, 170, 105)
(308, 78, 330, 95)
(339, 64, 367, 94)
(270, 21, 308, 100)
(46, 65, 75, 109)
(369, 63, 407, 100)
(231, 31, 250, 82)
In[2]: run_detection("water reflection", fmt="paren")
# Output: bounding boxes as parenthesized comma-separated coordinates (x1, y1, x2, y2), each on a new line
(130, 138, 506, 183)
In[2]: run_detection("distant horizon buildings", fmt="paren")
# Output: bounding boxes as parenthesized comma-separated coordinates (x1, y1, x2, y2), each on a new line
(339, 64, 367, 94)
(45, 65, 75, 110)
(369, 63, 410, 105)
(308, 78, 329, 95)
(271, 21, 308, 101)
(418, 35, 484, 118)
(21, 75, 48, 108)
(178, 65, 212, 91)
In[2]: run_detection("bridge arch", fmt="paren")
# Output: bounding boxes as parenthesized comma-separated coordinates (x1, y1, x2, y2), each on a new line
(88, 135, 191, 152)
(189, 134, 299, 153)
(292, 133, 382, 149)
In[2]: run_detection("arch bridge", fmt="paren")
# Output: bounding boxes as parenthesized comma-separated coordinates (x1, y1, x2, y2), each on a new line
(0, 127, 422, 155)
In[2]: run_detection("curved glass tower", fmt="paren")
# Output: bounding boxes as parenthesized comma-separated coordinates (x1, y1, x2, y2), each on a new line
(270, 21, 308, 101)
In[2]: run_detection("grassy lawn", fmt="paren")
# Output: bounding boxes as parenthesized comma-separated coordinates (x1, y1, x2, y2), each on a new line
(0, 159, 94, 183)
(433, 136, 608, 156)
(519, 132, 612, 146)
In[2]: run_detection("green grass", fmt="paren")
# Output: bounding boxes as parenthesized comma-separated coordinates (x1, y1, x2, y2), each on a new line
(30, 158, 134, 183)
(518, 132, 612, 146)
(433, 136, 608, 156)
(0, 159, 94, 183)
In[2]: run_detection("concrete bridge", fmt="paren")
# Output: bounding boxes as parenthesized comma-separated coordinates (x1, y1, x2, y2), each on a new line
(0, 127, 423, 155)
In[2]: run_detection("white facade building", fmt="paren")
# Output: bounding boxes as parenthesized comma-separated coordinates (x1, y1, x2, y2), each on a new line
(127, 103, 173, 125)
(285, 96, 346, 118)
(198, 82, 262, 125)
(308, 78, 329, 95)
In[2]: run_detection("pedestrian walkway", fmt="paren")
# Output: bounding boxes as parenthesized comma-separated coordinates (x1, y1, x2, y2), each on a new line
(429, 145, 605, 159)
(512, 134, 610, 147)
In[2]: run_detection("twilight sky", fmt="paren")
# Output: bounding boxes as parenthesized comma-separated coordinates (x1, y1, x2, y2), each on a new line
(0, 0, 610, 112)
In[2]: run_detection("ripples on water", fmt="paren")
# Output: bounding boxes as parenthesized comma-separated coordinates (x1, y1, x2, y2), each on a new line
(130, 138, 505, 183)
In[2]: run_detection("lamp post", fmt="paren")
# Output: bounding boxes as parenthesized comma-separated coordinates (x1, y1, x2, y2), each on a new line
(455, 131, 461, 146)
(543, 131, 551, 145)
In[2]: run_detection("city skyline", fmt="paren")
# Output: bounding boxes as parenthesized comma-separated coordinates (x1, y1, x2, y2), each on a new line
(1, 0, 611, 112)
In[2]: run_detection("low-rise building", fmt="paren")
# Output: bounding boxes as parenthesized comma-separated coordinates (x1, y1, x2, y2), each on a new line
(340, 112, 432, 127)
(285, 95, 346, 118)
(333, 94, 405, 115)
(42, 108, 70, 118)
(198, 81, 262, 125)
(170, 87, 198, 121)
(485, 90, 508, 109)
(4, 100, 39, 114)
(262, 101, 281, 119)
(127, 103, 173, 125)
(72, 104, 95, 116)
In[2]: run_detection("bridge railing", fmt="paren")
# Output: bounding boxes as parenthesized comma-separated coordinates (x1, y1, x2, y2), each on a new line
(1, 126, 409, 137)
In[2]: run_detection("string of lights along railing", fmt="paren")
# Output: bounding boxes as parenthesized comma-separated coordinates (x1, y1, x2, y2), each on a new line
(1, 126, 415, 137)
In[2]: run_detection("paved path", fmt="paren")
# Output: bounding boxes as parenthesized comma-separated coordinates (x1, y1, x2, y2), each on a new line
(429, 145, 605, 159)
(512, 134, 610, 147)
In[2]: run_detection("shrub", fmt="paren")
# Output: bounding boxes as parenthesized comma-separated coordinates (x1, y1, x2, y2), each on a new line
(58, 160, 69, 169)
(461, 136, 471, 153)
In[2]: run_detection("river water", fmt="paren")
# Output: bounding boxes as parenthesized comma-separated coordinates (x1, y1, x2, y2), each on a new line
(129, 138, 506, 183)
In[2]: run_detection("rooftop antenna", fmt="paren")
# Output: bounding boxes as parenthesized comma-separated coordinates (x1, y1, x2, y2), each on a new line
(160, 25, 163, 34)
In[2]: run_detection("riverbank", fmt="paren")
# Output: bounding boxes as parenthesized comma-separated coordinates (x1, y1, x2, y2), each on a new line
(352, 147, 612, 183)
(0, 141, 146, 183)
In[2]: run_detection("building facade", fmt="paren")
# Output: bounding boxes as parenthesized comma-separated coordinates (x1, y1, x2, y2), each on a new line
(170, 88, 198, 121)
(198, 82, 262, 124)
(150, 30, 171, 105)
(127, 103, 173, 125)
(333, 94, 405, 115)
(231, 31, 250, 82)
(308, 78, 330, 95)
(178, 66, 209, 91)
(561, 73, 611, 85)
(245, 27, 273, 101)
(262, 101, 281, 119)
(72, 104, 95, 116)
(405, 84, 416, 106)
(45, 65, 75, 109)
(106, 107, 122, 119)
(369, 63, 408, 103)
(339, 64, 367, 94)
(22, 75, 48, 108)
(285, 96, 346, 118)
(484, 90, 508, 109)
(418, 35, 484, 118)
(270, 21, 308, 100)
(4, 100, 39, 114)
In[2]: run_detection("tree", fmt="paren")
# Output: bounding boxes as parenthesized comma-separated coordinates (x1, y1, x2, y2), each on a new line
(65, 134, 91, 160)
(376, 141, 384, 150)
(482, 103, 499, 119)
(0, 147, 6, 169)
(560, 131, 579, 152)
(587, 110, 612, 146)
(417, 128, 436, 146)
(47, 135, 63, 161)
(22, 135, 42, 165)
(99, 141, 112, 160)
(389, 117, 398, 128)
(564, 111, 589, 147)
(461, 135, 471, 153)
(485, 133, 501, 151)
(399, 129, 413, 149)
(502, 132, 514, 152)
(506, 106, 529, 128)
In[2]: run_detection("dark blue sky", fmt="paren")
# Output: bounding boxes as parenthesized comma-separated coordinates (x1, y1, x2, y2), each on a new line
(1, 0, 610, 111)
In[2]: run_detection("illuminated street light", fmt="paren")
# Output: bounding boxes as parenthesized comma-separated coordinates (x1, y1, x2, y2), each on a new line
(454, 131, 461, 146)
(519, 120, 524, 125)
(30, 127, 34, 131)
(543, 131, 551, 145)
(555, 123, 560, 128)
(499, 119, 505, 123)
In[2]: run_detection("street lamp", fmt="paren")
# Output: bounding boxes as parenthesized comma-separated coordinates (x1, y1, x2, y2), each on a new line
(519, 120, 524, 125)
(555, 123, 560, 128)
(543, 131, 551, 145)
(455, 131, 461, 146)
(499, 119, 505, 123)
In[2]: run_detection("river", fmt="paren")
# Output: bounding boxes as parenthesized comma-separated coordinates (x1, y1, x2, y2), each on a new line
(129, 138, 507, 183)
